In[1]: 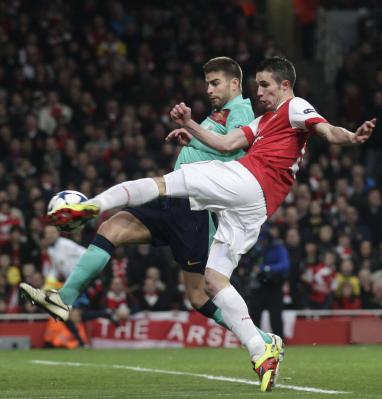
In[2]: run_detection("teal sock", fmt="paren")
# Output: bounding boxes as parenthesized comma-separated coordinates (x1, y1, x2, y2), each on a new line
(212, 308, 229, 329)
(59, 244, 111, 305)
(198, 299, 272, 341)
(197, 300, 229, 329)
(214, 308, 272, 343)
(256, 327, 272, 344)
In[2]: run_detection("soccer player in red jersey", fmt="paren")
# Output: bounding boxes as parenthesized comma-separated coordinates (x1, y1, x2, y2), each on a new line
(28, 57, 376, 391)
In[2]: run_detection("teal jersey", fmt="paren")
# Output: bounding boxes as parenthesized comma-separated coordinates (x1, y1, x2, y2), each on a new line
(174, 95, 254, 170)
(173, 95, 255, 246)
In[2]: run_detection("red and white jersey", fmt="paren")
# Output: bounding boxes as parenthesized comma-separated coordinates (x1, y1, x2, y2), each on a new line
(239, 97, 327, 216)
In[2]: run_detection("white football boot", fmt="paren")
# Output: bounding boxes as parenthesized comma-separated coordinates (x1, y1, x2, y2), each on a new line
(20, 283, 71, 322)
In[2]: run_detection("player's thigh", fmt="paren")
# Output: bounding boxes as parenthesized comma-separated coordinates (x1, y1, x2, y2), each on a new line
(182, 271, 209, 308)
(98, 211, 151, 246)
(182, 160, 264, 210)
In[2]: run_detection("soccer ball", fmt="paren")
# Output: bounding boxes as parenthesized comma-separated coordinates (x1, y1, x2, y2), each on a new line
(47, 190, 88, 231)
(47, 190, 88, 214)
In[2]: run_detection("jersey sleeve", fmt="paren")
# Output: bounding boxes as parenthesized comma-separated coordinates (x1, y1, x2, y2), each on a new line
(241, 117, 261, 146)
(289, 97, 327, 132)
(226, 105, 254, 131)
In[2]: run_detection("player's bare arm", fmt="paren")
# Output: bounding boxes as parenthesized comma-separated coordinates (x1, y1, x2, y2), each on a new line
(313, 118, 376, 145)
(170, 102, 249, 152)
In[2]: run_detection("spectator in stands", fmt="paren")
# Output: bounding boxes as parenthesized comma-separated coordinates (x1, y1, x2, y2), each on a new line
(316, 179, 333, 212)
(2, 226, 31, 266)
(341, 206, 371, 246)
(300, 201, 326, 239)
(336, 232, 354, 261)
(38, 91, 73, 135)
(317, 224, 335, 255)
(302, 240, 319, 266)
(0, 198, 22, 247)
(358, 269, 374, 309)
(284, 228, 304, 309)
(295, 184, 312, 219)
(330, 195, 349, 229)
(357, 240, 375, 270)
(363, 188, 382, 245)
(248, 225, 290, 338)
(108, 246, 129, 281)
(136, 276, 172, 312)
(278, 205, 299, 239)
(105, 276, 129, 312)
(332, 281, 362, 310)
(336, 259, 361, 298)
(302, 251, 337, 309)
(145, 266, 166, 292)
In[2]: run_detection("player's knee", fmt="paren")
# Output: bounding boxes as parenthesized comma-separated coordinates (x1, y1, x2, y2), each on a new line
(97, 212, 131, 245)
(97, 218, 119, 245)
(204, 273, 219, 298)
(204, 268, 229, 298)
(98, 211, 150, 246)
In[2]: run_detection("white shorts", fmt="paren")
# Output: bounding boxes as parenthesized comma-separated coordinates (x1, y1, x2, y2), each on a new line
(181, 160, 267, 277)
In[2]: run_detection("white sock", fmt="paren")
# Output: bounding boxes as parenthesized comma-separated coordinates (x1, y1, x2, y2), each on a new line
(213, 285, 265, 360)
(91, 178, 159, 212)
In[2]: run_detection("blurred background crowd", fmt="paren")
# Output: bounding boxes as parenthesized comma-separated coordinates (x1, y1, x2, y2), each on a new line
(1, 0, 382, 321)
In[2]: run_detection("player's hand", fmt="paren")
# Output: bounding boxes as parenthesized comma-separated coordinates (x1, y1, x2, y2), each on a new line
(165, 128, 193, 146)
(352, 118, 376, 144)
(170, 102, 191, 126)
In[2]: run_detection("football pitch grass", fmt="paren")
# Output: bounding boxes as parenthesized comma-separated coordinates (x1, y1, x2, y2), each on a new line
(1, 346, 381, 398)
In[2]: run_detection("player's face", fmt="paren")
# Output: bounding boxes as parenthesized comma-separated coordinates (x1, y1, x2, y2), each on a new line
(205, 71, 235, 109)
(44, 225, 59, 245)
(256, 71, 286, 111)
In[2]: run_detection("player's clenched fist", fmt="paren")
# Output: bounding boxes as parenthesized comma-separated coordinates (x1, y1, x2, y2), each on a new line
(170, 102, 192, 125)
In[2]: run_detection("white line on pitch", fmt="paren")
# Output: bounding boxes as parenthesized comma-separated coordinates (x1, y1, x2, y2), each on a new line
(30, 360, 350, 395)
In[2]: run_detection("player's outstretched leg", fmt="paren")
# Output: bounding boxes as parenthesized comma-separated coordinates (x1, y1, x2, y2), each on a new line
(204, 240, 283, 392)
(47, 178, 162, 230)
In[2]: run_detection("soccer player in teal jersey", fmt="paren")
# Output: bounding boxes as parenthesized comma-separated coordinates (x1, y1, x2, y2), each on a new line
(174, 67, 253, 247)
(22, 58, 264, 338)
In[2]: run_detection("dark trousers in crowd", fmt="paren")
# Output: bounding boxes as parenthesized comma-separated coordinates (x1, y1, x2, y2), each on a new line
(250, 283, 284, 339)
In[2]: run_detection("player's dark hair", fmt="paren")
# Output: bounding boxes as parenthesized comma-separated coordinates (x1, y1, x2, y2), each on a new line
(203, 57, 243, 87)
(256, 56, 296, 88)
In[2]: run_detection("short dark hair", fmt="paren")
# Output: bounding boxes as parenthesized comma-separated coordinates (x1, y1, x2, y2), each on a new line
(203, 56, 242, 86)
(256, 56, 296, 88)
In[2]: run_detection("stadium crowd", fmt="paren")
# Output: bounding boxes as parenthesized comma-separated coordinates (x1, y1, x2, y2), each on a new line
(1, 0, 382, 320)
